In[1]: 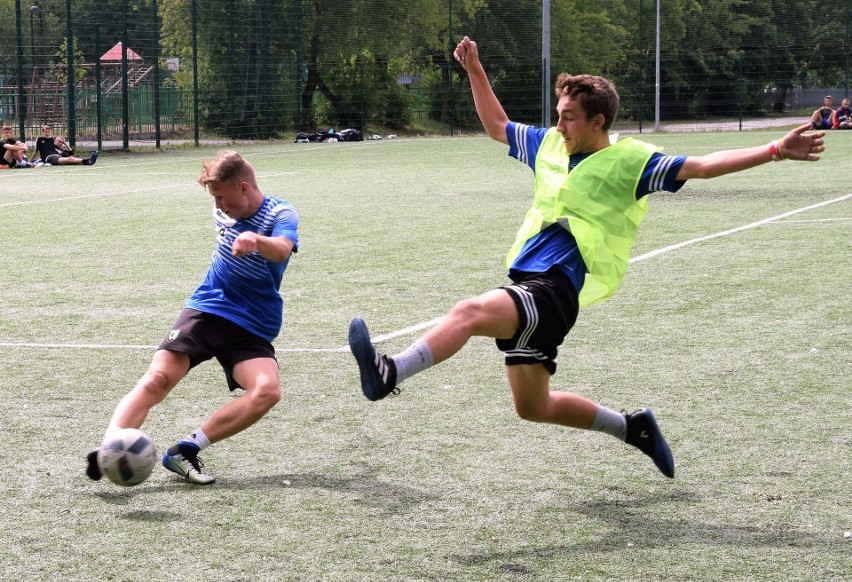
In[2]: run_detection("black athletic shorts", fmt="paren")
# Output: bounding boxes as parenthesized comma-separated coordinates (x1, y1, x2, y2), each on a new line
(495, 268, 579, 375)
(158, 308, 277, 391)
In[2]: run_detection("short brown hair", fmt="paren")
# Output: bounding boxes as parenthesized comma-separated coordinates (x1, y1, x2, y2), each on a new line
(2, 126, 12, 132)
(197, 150, 256, 188)
(554, 74, 619, 131)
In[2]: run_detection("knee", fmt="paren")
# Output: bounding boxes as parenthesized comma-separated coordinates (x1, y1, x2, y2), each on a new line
(446, 297, 484, 327)
(513, 399, 548, 423)
(132, 369, 174, 405)
(249, 383, 281, 413)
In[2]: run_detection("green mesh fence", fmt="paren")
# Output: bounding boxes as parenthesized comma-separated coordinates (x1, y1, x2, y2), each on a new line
(0, 0, 849, 148)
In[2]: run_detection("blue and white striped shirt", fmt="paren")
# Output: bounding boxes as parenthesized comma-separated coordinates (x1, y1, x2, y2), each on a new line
(186, 196, 299, 341)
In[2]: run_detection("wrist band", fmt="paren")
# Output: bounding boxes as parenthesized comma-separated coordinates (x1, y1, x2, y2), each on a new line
(769, 140, 781, 162)
(776, 139, 784, 160)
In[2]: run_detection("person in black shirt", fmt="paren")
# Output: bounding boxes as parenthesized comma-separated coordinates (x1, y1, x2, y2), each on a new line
(34, 125, 98, 166)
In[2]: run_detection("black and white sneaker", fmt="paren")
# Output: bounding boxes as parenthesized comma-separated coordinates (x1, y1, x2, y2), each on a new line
(625, 408, 675, 478)
(85, 448, 102, 481)
(348, 317, 398, 401)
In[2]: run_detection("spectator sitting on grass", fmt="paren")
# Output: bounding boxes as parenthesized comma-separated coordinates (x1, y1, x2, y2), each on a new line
(34, 125, 98, 166)
(811, 95, 834, 130)
(831, 98, 852, 129)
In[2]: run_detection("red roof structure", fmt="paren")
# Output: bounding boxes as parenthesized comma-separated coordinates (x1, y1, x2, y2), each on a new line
(100, 42, 143, 62)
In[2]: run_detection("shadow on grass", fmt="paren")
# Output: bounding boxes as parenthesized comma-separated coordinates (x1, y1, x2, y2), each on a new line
(450, 487, 840, 567)
(94, 464, 434, 518)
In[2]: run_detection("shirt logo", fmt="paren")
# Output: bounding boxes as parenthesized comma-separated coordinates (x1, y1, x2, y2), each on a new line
(168, 330, 180, 341)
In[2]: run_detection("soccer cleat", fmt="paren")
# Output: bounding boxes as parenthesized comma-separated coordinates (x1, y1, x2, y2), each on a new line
(86, 448, 102, 481)
(348, 317, 399, 401)
(625, 408, 675, 478)
(162, 445, 216, 485)
(88, 151, 99, 166)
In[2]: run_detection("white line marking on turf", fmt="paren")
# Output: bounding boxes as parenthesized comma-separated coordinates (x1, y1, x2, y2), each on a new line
(0, 183, 190, 208)
(630, 193, 851, 263)
(768, 217, 851, 224)
(1, 194, 849, 352)
(0, 342, 157, 350)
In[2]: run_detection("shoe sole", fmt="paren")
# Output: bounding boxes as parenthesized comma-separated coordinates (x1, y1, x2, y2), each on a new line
(348, 317, 383, 401)
(640, 408, 675, 478)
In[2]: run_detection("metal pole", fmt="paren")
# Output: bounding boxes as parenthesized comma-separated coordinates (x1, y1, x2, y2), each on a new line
(65, 0, 75, 145)
(121, 0, 129, 151)
(192, 0, 200, 146)
(638, 0, 644, 133)
(29, 6, 38, 73)
(448, 0, 454, 136)
(29, 6, 37, 130)
(654, 0, 660, 131)
(95, 24, 102, 151)
(542, 0, 551, 128)
(359, 63, 365, 137)
(15, 0, 26, 140)
(152, 0, 161, 148)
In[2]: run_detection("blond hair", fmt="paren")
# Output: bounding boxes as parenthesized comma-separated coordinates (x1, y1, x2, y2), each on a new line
(197, 150, 256, 189)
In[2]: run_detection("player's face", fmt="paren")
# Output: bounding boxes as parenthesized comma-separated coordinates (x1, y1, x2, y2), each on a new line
(843, 99, 850, 109)
(825, 97, 833, 107)
(208, 179, 250, 218)
(42, 127, 50, 136)
(555, 96, 603, 154)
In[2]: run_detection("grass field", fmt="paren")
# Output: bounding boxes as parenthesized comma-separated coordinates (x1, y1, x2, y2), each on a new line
(0, 130, 849, 581)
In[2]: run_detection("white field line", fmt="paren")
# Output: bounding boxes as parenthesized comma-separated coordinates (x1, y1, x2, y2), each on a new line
(629, 193, 851, 263)
(2, 193, 849, 352)
(0, 172, 301, 209)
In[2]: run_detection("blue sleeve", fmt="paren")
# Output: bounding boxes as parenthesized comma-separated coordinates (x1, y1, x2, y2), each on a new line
(273, 205, 300, 251)
(506, 121, 549, 171)
(637, 152, 688, 198)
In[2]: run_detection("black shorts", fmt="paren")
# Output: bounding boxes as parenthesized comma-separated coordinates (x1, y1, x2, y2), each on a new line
(45, 154, 62, 165)
(495, 268, 579, 375)
(158, 308, 277, 391)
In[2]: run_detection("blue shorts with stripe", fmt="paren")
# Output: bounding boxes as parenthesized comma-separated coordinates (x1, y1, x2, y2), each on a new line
(495, 268, 579, 375)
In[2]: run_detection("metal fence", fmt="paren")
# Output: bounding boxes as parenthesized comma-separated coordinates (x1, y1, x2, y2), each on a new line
(1, 1, 849, 149)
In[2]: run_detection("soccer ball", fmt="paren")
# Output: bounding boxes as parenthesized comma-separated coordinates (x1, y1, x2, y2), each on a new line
(97, 428, 158, 487)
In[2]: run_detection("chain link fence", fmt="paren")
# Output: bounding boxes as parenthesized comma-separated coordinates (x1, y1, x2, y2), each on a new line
(0, 0, 849, 149)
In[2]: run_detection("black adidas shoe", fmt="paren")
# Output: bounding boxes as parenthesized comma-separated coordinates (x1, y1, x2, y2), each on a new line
(625, 408, 675, 478)
(348, 317, 398, 401)
(86, 448, 102, 481)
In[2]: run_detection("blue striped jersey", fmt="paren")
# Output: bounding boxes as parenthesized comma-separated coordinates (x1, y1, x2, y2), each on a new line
(186, 196, 299, 341)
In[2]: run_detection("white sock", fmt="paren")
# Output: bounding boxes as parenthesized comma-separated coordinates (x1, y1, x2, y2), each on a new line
(589, 405, 627, 441)
(103, 426, 124, 440)
(391, 340, 434, 384)
(181, 427, 211, 451)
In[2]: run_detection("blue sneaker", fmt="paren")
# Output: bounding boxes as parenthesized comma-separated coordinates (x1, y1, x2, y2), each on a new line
(88, 151, 99, 166)
(162, 444, 215, 484)
(625, 408, 675, 478)
(348, 317, 398, 401)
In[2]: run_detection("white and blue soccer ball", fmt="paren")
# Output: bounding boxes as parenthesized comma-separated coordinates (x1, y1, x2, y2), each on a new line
(97, 428, 157, 487)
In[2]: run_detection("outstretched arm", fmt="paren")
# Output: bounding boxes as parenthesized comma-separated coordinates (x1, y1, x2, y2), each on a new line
(676, 124, 825, 180)
(453, 36, 510, 144)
